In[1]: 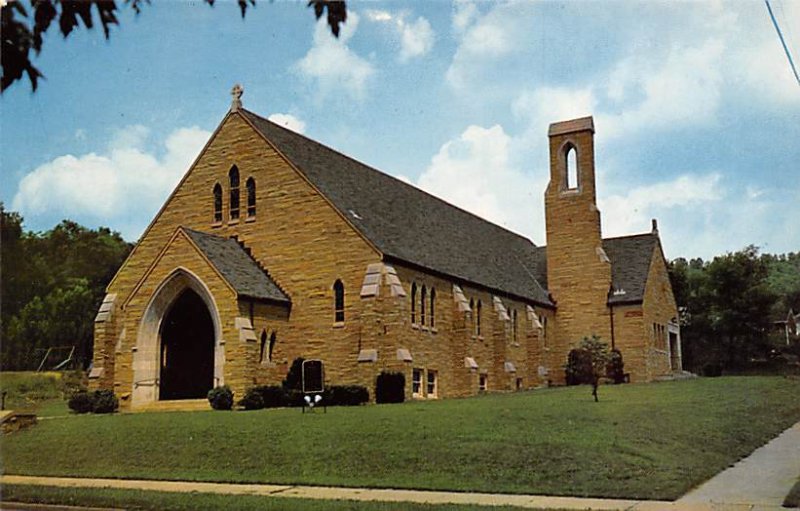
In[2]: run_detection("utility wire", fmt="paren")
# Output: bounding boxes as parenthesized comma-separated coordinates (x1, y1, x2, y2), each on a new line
(765, 0, 800, 86)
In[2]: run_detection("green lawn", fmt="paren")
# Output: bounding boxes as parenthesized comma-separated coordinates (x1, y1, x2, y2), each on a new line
(0, 485, 544, 511)
(2, 377, 799, 500)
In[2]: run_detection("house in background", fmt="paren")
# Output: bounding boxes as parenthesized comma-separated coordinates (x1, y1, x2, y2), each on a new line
(89, 86, 682, 409)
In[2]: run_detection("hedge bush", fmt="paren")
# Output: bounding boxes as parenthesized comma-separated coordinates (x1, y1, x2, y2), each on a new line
(565, 348, 593, 385)
(258, 385, 288, 408)
(325, 385, 369, 406)
(207, 385, 234, 410)
(67, 391, 94, 414)
(91, 389, 119, 413)
(67, 389, 118, 414)
(238, 388, 265, 410)
(607, 348, 626, 384)
(375, 371, 405, 403)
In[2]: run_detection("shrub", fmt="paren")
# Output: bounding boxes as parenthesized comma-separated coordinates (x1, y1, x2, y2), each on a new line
(606, 348, 626, 384)
(282, 357, 305, 391)
(238, 388, 265, 410)
(284, 389, 305, 407)
(91, 389, 119, 414)
(565, 349, 593, 385)
(375, 371, 405, 404)
(67, 390, 93, 414)
(326, 385, 369, 406)
(207, 385, 234, 410)
(257, 385, 287, 408)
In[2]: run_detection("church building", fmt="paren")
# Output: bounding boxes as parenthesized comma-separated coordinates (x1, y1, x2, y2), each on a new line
(89, 87, 682, 409)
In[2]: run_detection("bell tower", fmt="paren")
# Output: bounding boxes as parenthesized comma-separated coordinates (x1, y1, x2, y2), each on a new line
(544, 117, 612, 365)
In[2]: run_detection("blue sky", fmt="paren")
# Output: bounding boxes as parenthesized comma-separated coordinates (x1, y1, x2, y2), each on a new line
(2, 0, 799, 260)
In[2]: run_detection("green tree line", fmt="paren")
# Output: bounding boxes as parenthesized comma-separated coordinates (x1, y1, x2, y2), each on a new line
(1, 207, 132, 370)
(669, 246, 800, 373)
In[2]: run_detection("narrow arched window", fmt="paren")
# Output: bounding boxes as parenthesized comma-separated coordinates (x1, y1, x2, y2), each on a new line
(565, 145, 578, 190)
(259, 330, 268, 363)
(411, 282, 417, 324)
(476, 300, 482, 336)
(246, 177, 256, 218)
(512, 309, 517, 342)
(229, 165, 240, 220)
(268, 332, 276, 362)
(333, 279, 345, 323)
(430, 288, 436, 329)
(213, 183, 223, 222)
(420, 285, 427, 326)
(469, 298, 475, 334)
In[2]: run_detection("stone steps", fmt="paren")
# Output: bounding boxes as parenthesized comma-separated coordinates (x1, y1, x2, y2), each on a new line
(130, 399, 210, 413)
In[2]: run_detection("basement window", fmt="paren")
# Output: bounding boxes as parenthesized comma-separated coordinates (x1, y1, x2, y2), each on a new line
(427, 370, 438, 398)
(479, 374, 488, 392)
(412, 368, 423, 398)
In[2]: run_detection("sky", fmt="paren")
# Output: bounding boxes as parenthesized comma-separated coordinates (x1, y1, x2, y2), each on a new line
(2, 0, 799, 260)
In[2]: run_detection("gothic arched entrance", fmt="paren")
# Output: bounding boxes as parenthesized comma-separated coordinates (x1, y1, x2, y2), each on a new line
(159, 289, 215, 400)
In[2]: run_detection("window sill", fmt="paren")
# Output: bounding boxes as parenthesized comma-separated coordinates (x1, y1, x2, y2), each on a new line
(211, 221, 223, 228)
(431, 327, 438, 334)
(411, 323, 419, 330)
(244, 216, 256, 223)
(511, 342, 520, 347)
(477, 335, 485, 342)
(421, 326, 430, 332)
(332, 322, 345, 329)
(228, 219, 240, 226)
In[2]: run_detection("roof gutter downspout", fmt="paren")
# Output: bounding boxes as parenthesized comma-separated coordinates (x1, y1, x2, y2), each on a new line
(609, 304, 616, 350)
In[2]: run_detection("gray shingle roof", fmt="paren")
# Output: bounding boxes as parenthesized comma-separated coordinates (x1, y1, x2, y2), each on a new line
(242, 109, 553, 306)
(603, 233, 658, 305)
(529, 233, 659, 305)
(183, 228, 290, 304)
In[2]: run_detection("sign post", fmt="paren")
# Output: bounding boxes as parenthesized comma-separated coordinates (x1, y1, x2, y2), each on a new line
(301, 359, 325, 413)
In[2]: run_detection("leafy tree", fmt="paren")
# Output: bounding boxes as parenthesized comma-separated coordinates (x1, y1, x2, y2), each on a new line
(0, 209, 132, 370)
(565, 336, 612, 402)
(669, 246, 781, 373)
(1, 0, 347, 93)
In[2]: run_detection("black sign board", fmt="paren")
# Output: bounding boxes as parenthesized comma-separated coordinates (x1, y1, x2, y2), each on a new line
(302, 359, 324, 394)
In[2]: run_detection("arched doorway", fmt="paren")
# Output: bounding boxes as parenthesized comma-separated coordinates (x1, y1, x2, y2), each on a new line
(159, 289, 215, 400)
(133, 268, 224, 406)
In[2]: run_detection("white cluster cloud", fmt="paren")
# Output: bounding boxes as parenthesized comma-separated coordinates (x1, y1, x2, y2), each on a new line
(423, 1, 800, 258)
(294, 12, 374, 100)
(416, 124, 546, 241)
(267, 113, 306, 134)
(364, 9, 435, 62)
(12, 125, 211, 241)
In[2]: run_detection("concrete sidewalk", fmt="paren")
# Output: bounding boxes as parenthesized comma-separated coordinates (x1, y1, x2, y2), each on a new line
(0, 474, 788, 511)
(678, 421, 800, 509)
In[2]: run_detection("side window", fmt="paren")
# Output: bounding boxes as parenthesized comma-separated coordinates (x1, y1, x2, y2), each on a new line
(246, 177, 256, 218)
(213, 183, 223, 222)
(421, 285, 427, 326)
(430, 288, 436, 328)
(229, 165, 240, 220)
(333, 279, 345, 323)
(411, 282, 417, 324)
(476, 300, 482, 336)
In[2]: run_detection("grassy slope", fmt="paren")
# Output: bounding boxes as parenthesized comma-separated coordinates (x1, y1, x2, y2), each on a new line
(0, 371, 71, 416)
(0, 485, 547, 511)
(2, 377, 799, 500)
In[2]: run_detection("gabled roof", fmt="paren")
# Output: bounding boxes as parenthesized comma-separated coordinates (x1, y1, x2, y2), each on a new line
(183, 228, 290, 304)
(529, 232, 659, 305)
(241, 109, 553, 306)
(603, 233, 659, 305)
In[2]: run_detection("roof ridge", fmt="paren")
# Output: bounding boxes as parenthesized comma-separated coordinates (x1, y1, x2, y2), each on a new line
(602, 232, 656, 242)
(241, 108, 538, 247)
